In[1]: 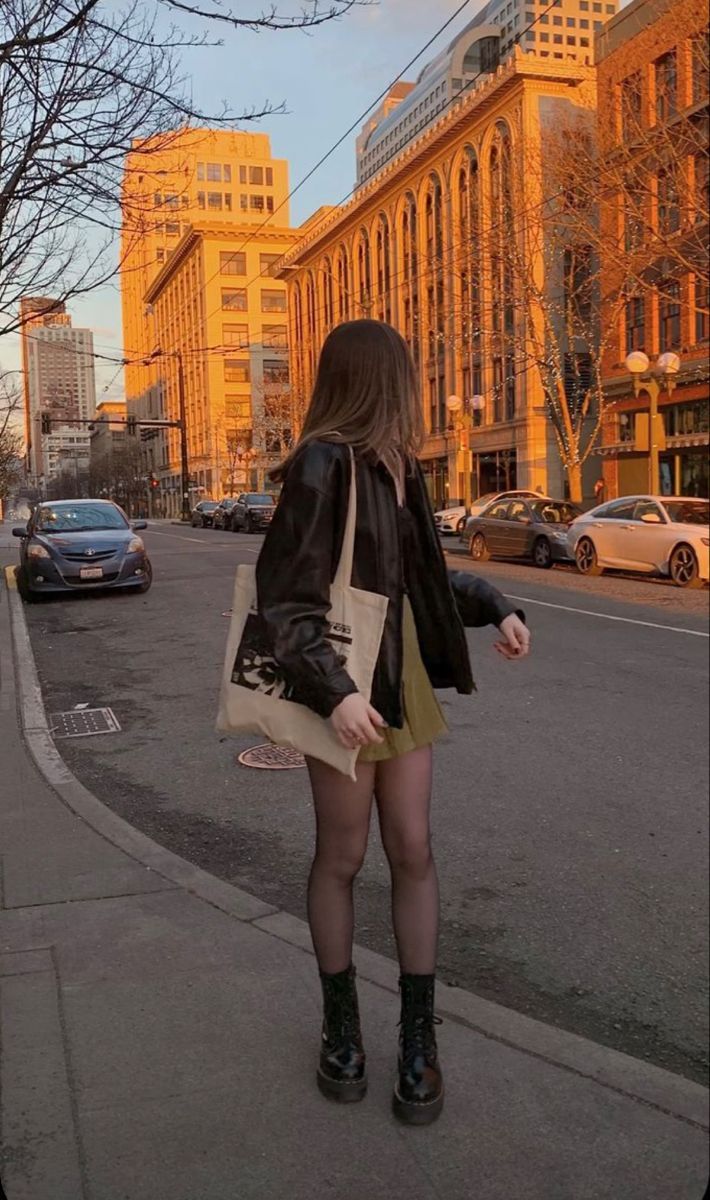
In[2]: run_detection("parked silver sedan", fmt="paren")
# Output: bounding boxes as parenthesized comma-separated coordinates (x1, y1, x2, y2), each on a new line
(568, 496, 710, 588)
(467, 497, 582, 568)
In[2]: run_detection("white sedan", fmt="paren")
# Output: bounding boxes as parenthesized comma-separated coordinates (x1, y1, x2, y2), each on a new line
(435, 490, 538, 536)
(568, 496, 709, 588)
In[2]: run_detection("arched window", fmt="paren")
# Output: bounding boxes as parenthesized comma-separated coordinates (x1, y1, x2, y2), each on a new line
(376, 215, 392, 324)
(357, 229, 372, 314)
(305, 271, 317, 375)
(425, 174, 446, 433)
(458, 150, 483, 419)
(322, 256, 334, 331)
(336, 246, 350, 322)
(401, 193, 420, 366)
(489, 124, 516, 424)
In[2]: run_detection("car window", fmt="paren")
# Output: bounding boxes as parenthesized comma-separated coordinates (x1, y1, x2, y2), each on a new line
(596, 499, 637, 521)
(486, 501, 510, 521)
(531, 501, 581, 524)
(633, 500, 665, 523)
(508, 501, 531, 523)
(245, 494, 274, 505)
(34, 504, 127, 532)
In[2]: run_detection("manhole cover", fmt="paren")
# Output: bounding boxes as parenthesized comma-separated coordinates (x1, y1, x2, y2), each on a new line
(50, 708, 121, 738)
(238, 744, 306, 770)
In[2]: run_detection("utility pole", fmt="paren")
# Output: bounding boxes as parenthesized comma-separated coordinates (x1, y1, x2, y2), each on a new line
(176, 350, 191, 522)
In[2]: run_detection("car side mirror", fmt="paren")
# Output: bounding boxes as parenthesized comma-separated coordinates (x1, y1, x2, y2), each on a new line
(12, 527, 27, 538)
(641, 512, 662, 524)
(131, 520, 147, 531)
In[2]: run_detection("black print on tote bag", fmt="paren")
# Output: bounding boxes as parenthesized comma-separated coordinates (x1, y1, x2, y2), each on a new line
(231, 609, 353, 706)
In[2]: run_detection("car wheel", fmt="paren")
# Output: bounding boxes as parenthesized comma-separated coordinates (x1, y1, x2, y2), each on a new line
(470, 532, 490, 562)
(533, 537, 553, 570)
(575, 537, 603, 577)
(17, 566, 40, 603)
(669, 544, 703, 589)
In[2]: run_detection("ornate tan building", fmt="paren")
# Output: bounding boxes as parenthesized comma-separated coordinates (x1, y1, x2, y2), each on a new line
(280, 45, 597, 508)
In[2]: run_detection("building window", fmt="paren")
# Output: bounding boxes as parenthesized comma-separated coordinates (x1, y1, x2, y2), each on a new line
(358, 229, 372, 312)
(655, 50, 677, 122)
(224, 359, 250, 384)
(220, 251, 246, 275)
(262, 324, 288, 349)
(239, 166, 247, 184)
(156, 248, 165, 262)
(197, 163, 205, 181)
(566, 16, 575, 25)
(625, 296, 645, 353)
(240, 195, 248, 211)
(208, 192, 223, 210)
(261, 289, 287, 313)
(223, 165, 232, 183)
(153, 192, 162, 206)
(222, 289, 248, 311)
(692, 31, 710, 104)
(224, 194, 233, 211)
(225, 397, 251, 423)
(554, 33, 563, 44)
(659, 282, 681, 349)
(196, 192, 205, 210)
(265, 167, 274, 186)
(267, 196, 275, 213)
(376, 215, 392, 323)
(207, 163, 222, 182)
(263, 359, 289, 386)
(624, 178, 645, 250)
(657, 168, 681, 234)
(665, 399, 710, 435)
(249, 167, 264, 185)
(694, 152, 709, 220)
(250, 195, 265, 212)
(165, 222, 180, 236)
(260, 253, 281, 278)
(695, 274, 709, 344)
(222, 323, 249, 348)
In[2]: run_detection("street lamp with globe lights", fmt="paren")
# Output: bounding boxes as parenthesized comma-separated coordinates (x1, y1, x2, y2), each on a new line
(625, 350, 681, 495)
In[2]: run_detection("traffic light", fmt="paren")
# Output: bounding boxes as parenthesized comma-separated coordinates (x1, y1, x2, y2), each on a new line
(127, 415, 138, 437)
(40, 413, 51, 435)
(149, 472, 160, 490)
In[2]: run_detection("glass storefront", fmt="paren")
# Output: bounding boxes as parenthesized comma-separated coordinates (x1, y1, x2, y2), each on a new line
(420, 456, 449, 510)
(472, 449, 517, 500)
(660, 448, 709, 497)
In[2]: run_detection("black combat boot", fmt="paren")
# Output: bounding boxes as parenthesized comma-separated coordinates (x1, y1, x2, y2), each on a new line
(317, 965, 367, 1103)
(393, 973, 444, 1125)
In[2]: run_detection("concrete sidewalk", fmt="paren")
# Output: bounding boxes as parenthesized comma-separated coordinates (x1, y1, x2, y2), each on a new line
(0, 568, 707, 1200)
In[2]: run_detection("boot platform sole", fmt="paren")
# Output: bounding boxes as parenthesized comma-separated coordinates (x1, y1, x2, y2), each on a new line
(317, 1069, 368, 1104)
(392, 1084, 444, 1125)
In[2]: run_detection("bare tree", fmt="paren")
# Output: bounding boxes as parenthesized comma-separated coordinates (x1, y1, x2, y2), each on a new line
(0, 0, 368, 339)
(89, 439, 146, 514)
(0, 373, 24, 501)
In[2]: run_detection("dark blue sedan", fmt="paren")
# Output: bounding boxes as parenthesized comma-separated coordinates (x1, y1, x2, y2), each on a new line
(13, 500, 152, 600)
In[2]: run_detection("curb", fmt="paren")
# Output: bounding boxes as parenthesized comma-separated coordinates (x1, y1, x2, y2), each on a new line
(3, 566, 709, 1131)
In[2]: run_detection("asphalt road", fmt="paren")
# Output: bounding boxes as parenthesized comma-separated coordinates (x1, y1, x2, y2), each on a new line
(6, 522, 709, 1084)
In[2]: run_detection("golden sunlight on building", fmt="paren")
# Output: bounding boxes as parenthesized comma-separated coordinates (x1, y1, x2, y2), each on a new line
(120, 129, 295, 512)
(280, 44, 597, 509)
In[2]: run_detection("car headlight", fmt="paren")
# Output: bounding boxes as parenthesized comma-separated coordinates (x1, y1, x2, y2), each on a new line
(127, 537, 144, 553)
(27, 543, 51, 559)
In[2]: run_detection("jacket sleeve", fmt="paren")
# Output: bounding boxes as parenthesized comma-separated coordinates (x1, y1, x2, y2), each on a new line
(448, 570, 525, 628)
(256, 444, 358, 719)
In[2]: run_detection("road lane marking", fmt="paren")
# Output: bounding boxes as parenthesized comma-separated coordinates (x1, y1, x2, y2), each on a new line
(147, 530, 233, 546)
(505, 593, 709, 637)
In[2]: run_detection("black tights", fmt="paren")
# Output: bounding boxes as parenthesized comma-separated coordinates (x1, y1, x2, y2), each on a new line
(306, 747, 439, 976)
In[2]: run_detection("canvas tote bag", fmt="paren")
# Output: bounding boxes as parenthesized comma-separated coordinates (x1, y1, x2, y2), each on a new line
(217, 451, 389, 779)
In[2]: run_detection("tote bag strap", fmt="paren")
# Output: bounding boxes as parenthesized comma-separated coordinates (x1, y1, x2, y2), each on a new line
(333, 447, 357, 592)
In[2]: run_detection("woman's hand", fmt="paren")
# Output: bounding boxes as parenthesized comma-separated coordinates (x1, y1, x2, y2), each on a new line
(331, 693, 386, 750)
(494, 613, 531, 661)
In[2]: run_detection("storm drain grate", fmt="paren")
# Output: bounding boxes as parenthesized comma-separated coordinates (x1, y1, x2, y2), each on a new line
(50, 708, 121, 739)
(238, 744, 305, 770)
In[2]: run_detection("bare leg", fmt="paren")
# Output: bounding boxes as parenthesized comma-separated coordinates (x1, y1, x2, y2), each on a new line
(375, 745, 439, 975)
(306, 757, 377, 975)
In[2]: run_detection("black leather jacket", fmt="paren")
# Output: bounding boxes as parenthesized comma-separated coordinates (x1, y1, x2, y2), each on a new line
(255, 440, 521, 728)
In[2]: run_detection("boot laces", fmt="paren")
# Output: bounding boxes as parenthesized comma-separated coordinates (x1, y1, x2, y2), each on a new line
(399, 1009, 442, 1059)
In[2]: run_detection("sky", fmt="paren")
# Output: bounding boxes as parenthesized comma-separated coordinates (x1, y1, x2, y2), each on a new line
(3, 0, 481, 411)
(4, 0, 628, 413)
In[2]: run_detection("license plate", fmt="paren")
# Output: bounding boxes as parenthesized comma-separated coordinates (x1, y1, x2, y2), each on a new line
(80, 567, 104, 580)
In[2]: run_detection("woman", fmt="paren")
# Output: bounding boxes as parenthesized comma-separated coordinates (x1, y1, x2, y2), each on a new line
(256, 320, 530, 1125)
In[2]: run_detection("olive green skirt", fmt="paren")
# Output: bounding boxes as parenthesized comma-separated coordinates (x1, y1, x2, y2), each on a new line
(359, 597, 448, 763)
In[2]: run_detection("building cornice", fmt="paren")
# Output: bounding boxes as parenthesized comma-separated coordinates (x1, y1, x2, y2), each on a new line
(279, 53, 594, 270)
(145, 221, 297, 304)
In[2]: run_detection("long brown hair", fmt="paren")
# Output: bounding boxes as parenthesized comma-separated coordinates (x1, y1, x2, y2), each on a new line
(272, 319, 424, 482)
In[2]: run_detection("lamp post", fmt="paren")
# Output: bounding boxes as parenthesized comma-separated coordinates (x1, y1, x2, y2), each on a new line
(446, 394, 484, 506)
(625, 351, 681, 495)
